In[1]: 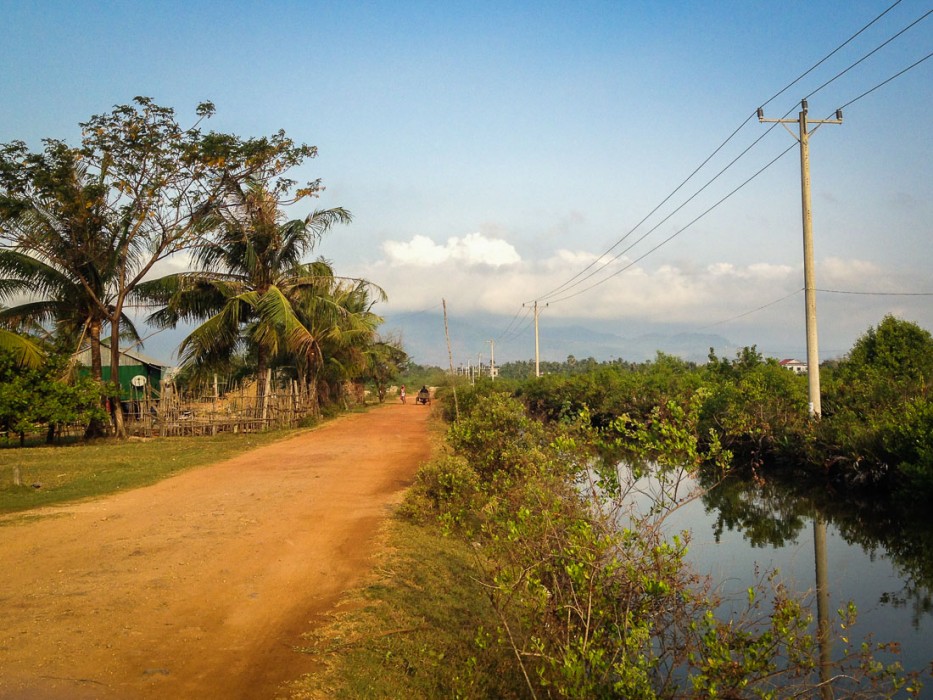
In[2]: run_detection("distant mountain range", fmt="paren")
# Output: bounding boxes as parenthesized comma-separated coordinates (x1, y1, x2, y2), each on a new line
(382, 312, 742, 368)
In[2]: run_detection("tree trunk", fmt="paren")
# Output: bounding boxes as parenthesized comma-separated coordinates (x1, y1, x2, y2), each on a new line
(255, 348, 267, 416)
(260, 368, 272, 424)
(109, 314, 126, 438)
(89, 320, 103, 382)
(84, 321, 108, 439)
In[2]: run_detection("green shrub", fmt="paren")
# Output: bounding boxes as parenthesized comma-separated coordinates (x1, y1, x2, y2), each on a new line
(447, 392, 549, 484)
(881, 396, 933, 496)
(398, 453, 482, 533)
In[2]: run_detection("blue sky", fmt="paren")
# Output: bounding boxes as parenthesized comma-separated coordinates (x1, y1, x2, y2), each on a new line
(2, 1, 931, 365)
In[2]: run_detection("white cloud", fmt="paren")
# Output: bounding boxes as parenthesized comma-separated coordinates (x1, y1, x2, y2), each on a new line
(354, 234, 933, 351)
(821, 257, 883, 286)
(383, 232, 520, 268)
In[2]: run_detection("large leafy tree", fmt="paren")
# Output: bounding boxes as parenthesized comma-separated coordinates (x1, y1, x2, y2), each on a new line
(136, 178, 361, 411)
(840, 314, 933, 384)
(821, 316, 933, 491)
(1, 97, 323, 436)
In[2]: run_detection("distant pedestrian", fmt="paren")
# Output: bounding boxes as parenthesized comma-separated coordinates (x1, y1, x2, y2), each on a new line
(400, 385, 406, 404)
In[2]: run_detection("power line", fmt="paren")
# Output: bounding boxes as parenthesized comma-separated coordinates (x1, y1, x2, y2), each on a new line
(492, 2, 930, 359)
(535, 118, 786, 303)
(530, 0, 909, 305)
(817, 287, 933, 296)
(698, 288, 804, 330)
(840, 49, 933, 110)
(534, 39, 933, 309)
(805, 7, 933, 102)
(532, 112, 758, 303)
(694, 284, 933, 336)
(493, 304, 533, 344)
(546, 141, 799, 305)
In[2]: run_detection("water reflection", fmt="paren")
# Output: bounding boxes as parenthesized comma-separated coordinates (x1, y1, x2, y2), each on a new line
(670, 467, 933, 687)
(602, 457, 933, 693)
(699, 469, 933, 630)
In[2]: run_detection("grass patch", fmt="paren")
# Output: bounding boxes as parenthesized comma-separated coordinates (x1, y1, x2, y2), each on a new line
(0, 428, 303, 515)
(285, 519, 526, 700)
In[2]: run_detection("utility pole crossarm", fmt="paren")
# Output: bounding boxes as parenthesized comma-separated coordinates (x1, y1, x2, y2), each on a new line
(757, 101, 843, 126)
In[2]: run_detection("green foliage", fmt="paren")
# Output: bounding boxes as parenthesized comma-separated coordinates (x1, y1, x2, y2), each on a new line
(363, 336, 408, 402)
(398, 389, 922, 698)
(2, 97, 358, 435)
(878, 396, 933, 495)
(841, 315, 933, 383)
(397, 454, 483, 534)
(0, 350, 104, 443)
(701, 349, 809, 467)
(0, 328, 44, 369)
(820, 317, 933, 493)
(397, 362, 447, 390)
(506, 331, 933, 497)
(447, 392, 551, 484)
(606, 389, 731, 475)
(518, 354, 702, 430)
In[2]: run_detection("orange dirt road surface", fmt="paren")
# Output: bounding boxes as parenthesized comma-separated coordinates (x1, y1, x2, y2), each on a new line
(0, 403, 432, 699)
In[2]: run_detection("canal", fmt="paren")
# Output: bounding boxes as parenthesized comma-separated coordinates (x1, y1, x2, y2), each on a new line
(618, 466, 933, 695)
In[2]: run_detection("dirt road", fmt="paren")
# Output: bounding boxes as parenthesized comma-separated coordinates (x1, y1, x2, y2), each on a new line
(0, 403, 431, 699)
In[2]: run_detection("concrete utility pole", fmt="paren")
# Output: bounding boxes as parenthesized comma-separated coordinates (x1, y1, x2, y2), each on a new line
(442, 298, 459, 421)
(534, 301, 540, 377)
(527, 300, 548, 378)
(759, 99, 843, 418)
(487, 339, 495, 380)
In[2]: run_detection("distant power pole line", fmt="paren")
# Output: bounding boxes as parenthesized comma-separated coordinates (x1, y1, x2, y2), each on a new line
(758, 99, 843, 419)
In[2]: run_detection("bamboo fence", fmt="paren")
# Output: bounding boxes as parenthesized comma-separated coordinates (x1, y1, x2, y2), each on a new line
(123, 372, 321, 438)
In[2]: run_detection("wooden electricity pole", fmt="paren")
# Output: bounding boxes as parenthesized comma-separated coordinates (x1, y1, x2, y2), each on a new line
(759, 99, 843, 418)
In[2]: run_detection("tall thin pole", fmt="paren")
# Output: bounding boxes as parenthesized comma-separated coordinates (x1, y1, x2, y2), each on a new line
(799, 102, 822, 418)
(759, 100, 842, 418)
(534, 301, 540, 378)
(442, 298, 459, 421)
(487, 339, 495, 380)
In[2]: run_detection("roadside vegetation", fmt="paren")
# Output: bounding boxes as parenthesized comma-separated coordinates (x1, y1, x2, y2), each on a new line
(298, 315, 930, 699)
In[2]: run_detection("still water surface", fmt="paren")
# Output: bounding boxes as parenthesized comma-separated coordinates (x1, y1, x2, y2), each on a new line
(625, 470, 933, 689)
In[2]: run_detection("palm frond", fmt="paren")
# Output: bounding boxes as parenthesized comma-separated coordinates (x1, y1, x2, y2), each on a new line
(0, 329, 45, 368)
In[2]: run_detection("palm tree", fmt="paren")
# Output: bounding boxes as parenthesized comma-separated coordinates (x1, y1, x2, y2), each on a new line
(0, 147, 138, 384)
(301, 276, 389, 407)
(137, 179, 358, 411)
